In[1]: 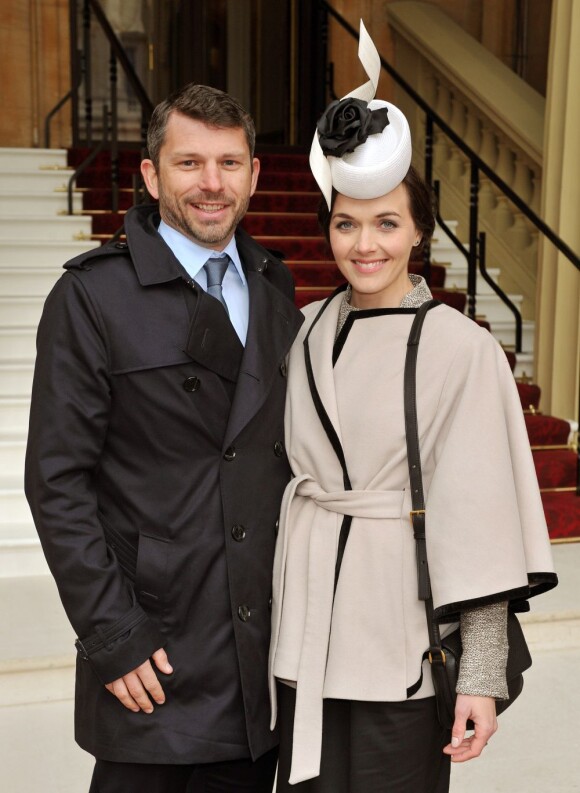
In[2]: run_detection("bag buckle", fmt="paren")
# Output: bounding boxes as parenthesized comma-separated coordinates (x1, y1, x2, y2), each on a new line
(428, 648, 446, 666)
(410, 509, 425, 523)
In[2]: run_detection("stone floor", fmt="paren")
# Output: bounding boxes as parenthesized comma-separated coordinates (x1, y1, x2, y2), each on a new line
(1, 543, 578, 793)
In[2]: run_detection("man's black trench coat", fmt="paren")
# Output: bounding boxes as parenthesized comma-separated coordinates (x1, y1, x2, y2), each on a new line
(24, 204, 304, 764)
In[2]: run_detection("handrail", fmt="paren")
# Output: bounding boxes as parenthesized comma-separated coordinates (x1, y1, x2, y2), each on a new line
(87, 0, 153, 118)
(319, 0, 579, 492)
(45, 0, 154, 217)
(434, 180, 523, 350)
(44, 0, 81, 148)
(477, 232, 524, 352)
(67, 105, 109, 215)
(319, 0, 580, 273)
(44, 89, 73, 149)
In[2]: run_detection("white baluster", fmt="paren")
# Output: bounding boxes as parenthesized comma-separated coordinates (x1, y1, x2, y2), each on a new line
(479, 125, 498, 170)
(464, 105, 481, 154)
(496, 141, 515, 187)
(506, 212, 532, 251)
(494, 195, 515, 233)
(479, 178, 497, 215)
(530, 172, 542, 215)
(513, 156, 533, 205)
(450, 93, 466, 138)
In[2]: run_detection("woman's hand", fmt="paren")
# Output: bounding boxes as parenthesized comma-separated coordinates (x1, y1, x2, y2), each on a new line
(443, 694, 498, 762)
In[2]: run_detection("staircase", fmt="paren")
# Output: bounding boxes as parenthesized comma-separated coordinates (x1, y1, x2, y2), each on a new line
(0, 149, 99, 579)
(74, 147, 579, 544)
(0, 149, 99, 792)
(0, 146, 577, 572)
(0, 144, 578, 793)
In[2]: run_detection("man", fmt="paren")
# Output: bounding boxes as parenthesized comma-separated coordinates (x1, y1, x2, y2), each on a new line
(25, 84, 303, 793)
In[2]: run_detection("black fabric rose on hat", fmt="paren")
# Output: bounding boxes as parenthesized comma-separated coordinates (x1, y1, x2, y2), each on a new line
(316, 97, 390, 158)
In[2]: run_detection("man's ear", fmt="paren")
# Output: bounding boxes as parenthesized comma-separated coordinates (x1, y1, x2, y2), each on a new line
(250, 157, 260, 197)
(141, 159, 159, 200)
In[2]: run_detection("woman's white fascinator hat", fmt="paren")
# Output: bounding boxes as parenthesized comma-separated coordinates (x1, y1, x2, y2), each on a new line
(310, 20, 412, 209)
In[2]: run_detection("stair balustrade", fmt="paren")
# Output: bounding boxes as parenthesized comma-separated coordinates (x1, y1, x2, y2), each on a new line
(317, 0, 580, 352)
(316, 0, 579, 494)
(44, 0, 153, 215)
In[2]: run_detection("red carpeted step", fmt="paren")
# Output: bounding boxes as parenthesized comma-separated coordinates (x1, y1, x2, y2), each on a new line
(541, 491, 580, 541)
(526, 413, 571, 445)
(256, 236, 330, 260)
(82, 189, 136, 211)
(289, 261, 344, 287)
(295, 288, 334, 308)
(533, 449, 577, 488)
(431, 289, 466, 313)
(68, 148, 142, 169)
(242, 212, 319, 236)
(258, 172, 318, 191)
(250, 192, 320, 213)
(409, 263, 446, 288)
(517, 381, 541, 410)
(89, 212, 126, 235)
(258, 153, 311, 172)
(77, 170, 135, 189)
(504, 351, 517, 372)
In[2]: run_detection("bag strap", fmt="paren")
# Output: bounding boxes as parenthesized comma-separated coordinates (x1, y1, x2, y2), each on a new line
(403, 300, 445, 656)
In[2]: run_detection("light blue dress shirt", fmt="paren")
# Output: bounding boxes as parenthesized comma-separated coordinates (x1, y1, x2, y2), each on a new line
(158, 220, 249, 345)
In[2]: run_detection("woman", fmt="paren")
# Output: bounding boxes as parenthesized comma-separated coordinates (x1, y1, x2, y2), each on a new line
(268, 23, 557, 793)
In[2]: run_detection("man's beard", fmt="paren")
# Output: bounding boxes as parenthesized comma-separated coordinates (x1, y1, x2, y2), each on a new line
(158, 188, 250, 247)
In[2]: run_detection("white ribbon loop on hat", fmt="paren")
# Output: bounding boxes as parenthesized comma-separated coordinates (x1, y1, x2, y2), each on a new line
(310, 19, 412, 210)
(345, 19, 381, 103)
(309, 19, 381, 208)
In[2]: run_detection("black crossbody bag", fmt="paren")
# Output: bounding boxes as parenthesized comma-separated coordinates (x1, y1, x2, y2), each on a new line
(403, 300, 532, 729)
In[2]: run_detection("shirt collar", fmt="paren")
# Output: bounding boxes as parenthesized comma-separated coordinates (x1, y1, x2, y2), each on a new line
(157, 219, 246, 286)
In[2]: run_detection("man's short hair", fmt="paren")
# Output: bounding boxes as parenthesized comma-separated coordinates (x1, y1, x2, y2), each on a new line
(147, 84, 256, 168)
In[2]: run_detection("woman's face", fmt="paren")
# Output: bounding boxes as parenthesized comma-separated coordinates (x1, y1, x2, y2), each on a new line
(329, 184, 420, 309)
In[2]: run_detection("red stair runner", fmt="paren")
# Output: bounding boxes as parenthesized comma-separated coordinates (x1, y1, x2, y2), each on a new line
(70, 147, 579, 542)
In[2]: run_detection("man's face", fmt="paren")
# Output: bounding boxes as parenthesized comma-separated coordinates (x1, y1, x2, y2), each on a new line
(141, 112, 260, 250)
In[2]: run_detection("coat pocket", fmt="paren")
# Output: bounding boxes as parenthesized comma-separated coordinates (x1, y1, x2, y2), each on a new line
(99, 511, 138, 583)
(135, 533, 171, 609)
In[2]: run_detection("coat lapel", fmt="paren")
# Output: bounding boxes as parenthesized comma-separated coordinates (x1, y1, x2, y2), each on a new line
(184, 287, 244, 382)
(303, 292, 345, 452)
(224, 267, 302, 449)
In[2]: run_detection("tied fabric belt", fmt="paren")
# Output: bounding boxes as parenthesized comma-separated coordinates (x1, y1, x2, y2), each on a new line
(269, 474, 405, 785)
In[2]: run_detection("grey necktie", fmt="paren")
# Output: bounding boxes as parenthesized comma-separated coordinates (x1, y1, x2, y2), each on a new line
(203, 256, 230, 315)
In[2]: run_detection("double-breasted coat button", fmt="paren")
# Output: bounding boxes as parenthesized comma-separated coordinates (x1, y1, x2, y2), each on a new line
(224, 446, 236, 461)
(238, 604, 251, 622)
(115, 242, 128, 249)
(183, 376, 200, 392)
(273, 441, 284, 457)
(279, 362, 288, 377)
(231, 524, 246, 542)
(268, 597, 272, 611)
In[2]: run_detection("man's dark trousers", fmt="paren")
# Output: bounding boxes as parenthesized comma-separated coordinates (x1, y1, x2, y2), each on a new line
(89, 748, 278, 793)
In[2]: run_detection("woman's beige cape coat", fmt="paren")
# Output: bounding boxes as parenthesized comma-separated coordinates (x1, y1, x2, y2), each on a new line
(269, 291, 557, 784)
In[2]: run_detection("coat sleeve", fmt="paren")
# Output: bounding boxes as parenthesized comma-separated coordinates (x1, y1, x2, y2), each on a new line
(24, 271, 164, 683)
(423, 327, 557, 621)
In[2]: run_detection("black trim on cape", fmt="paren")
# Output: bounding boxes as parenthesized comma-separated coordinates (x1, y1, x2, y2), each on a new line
(434, 574, 559, 623)
(333, 306, 419, 366)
